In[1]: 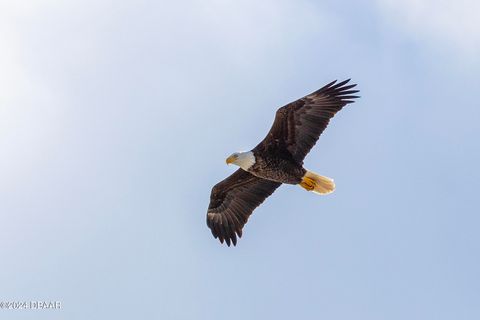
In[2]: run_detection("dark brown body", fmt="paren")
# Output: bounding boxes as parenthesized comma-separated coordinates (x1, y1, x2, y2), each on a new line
(248, 152, 305, 184)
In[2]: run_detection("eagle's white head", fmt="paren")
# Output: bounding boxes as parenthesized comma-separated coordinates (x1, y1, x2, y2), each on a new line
(226, 151, 255, 170)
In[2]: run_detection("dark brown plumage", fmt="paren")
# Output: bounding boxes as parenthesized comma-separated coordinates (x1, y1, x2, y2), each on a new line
(207, 169, 281, 246)
(207, 79, 359, 246)
(254, 79, 359, 164)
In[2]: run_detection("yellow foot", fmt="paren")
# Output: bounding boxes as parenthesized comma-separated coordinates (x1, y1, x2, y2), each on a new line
(299, 177, 315, 191)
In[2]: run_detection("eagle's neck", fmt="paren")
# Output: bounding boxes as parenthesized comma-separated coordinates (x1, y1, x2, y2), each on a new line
(237, 151, 256, 171)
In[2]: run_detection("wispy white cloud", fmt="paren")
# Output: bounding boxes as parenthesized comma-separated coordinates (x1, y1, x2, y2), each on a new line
(376, 0, 480, 62)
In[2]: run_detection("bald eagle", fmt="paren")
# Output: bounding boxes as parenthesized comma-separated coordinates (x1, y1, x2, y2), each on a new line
(206, 79, 359, 246)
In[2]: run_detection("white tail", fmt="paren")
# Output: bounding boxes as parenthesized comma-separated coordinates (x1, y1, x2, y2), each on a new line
(299, 170, 335, 195)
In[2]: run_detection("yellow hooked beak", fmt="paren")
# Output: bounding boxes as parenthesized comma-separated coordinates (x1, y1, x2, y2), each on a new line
(226, 155, 236, 165)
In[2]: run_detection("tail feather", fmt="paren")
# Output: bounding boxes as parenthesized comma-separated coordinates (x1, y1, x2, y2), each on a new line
(299, 170, 335, 195)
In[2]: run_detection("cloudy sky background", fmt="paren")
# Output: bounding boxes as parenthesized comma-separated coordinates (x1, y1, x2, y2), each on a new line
(1, 0, 479, 319)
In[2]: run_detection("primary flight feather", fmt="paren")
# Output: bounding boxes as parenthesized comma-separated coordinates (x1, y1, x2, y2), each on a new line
(206, 79, 359, 246)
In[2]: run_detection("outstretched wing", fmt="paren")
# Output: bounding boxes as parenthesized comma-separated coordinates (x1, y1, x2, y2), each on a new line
(207, 169, 281, 246)
(255, 79, 359, 163)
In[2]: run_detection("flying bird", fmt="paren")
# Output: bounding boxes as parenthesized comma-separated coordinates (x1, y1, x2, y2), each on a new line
(206, 79, 359, 246)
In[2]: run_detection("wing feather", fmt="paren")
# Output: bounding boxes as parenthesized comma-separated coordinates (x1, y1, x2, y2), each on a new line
(255, 79, 359, 163)
(206, 169, 281, 246)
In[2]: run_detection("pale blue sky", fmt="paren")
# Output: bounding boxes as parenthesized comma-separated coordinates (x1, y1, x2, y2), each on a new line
(1, 1, 479, 319)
